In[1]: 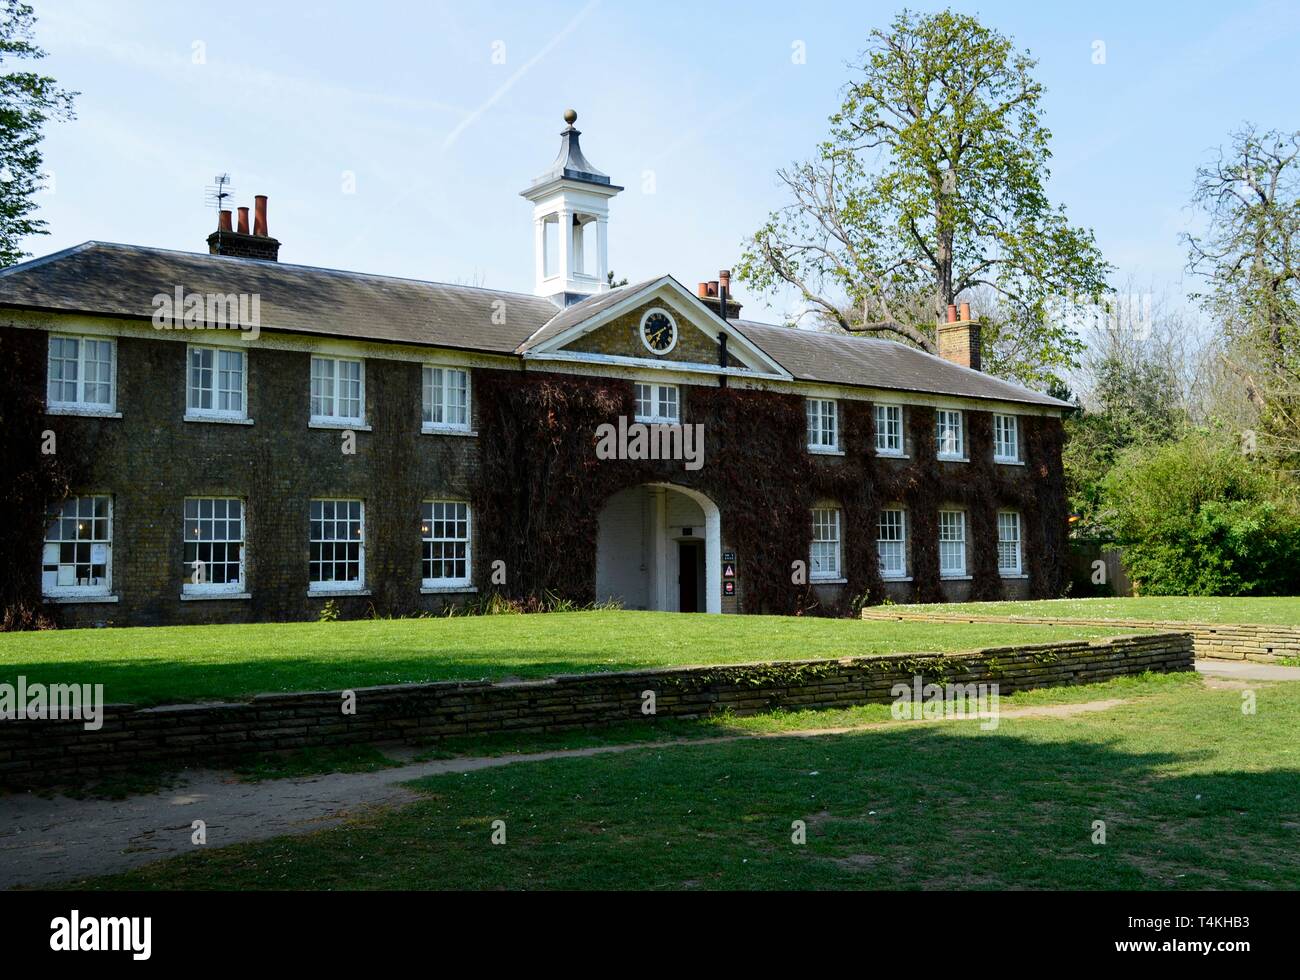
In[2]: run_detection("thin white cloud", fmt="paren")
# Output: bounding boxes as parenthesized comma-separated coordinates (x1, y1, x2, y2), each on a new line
(441, 0, 602, 150)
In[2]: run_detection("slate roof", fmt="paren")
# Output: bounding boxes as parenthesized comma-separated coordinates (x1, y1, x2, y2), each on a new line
(729, 319, 1068, 408)
(0, 241, 556, 354)
(0, 241, 1069, 409)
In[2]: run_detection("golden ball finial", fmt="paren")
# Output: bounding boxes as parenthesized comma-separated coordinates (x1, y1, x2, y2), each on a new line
(563, 108, 577, 125)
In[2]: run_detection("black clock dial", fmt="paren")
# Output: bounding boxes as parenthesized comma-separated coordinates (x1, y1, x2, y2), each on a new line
(642, 312, 675, 353)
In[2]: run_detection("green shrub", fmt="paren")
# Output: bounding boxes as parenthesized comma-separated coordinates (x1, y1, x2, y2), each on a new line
(1101, 432, 1300, 595)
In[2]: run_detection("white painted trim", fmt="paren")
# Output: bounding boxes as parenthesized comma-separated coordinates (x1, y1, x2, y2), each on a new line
(46, 332, 118, 415)
(940, 575, 974, 581)
(4, 310, 516, 371)
(180, 591, 252, 601)
(420, 362, 472, 432)
(185, 342, 250, 422)
(307, 588, 372, 597)
(184, 414, 254, 426)
(525, 348, 771, 380)
(45, 594, 119, 604)
(421, 585, 479, 595)
(6, 309, 1067, 416)
(46, 407, 122, 419)
(881, 576, 914, 583)
(876, 452, 911, 460)
(995, 459, 1026, 467)
(309, 354, 366, 428)
(811, 576, 849, 585)
(633, 382, 681, 424)
(808, 447, 846, 457)
(526, 276, 791, 379)
(422, 426, 478, 437)
(644, 482, 723, 615)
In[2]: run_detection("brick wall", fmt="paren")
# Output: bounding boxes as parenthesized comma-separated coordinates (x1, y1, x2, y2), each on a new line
(46, 336, 482, 627)
(0, 632, 1193, 788)
(24, 325, 1065, 625)
(567, 300, 742, 366)
(860, 609, 1298, 663)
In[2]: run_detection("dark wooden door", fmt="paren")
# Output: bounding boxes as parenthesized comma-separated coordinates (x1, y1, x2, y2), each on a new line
(678, 542, 699, 612)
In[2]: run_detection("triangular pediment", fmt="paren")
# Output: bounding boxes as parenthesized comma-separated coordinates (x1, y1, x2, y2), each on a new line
(519, 276, 789, 378)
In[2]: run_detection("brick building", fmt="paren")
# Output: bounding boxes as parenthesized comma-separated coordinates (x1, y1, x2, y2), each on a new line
(0, 112, 1072, 627)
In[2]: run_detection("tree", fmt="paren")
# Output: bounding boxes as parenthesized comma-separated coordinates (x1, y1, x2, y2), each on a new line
(0, 0, 76, 267)
(1101, 431, 1300, 596)
(736, 7, 1110, 386)
(1184, 125, 1300, 464)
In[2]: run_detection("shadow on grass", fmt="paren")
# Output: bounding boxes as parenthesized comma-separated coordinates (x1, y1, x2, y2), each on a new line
(75, 703, 1300, 891)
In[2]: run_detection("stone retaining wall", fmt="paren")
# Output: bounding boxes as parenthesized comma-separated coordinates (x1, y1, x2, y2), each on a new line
(860, 609, 1298, 663)
(0, 632, 1193, 788)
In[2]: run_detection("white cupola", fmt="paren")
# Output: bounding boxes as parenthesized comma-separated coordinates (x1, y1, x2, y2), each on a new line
(520, 109, 623, 307)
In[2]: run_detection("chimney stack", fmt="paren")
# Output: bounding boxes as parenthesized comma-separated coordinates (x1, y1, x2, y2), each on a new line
(208, 194, 281, 261)
(937, 301, 981, 372)
(695, 270, 743, 319)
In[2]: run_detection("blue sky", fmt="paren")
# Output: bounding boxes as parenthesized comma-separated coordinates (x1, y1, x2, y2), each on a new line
(25, 0, 1300, 322)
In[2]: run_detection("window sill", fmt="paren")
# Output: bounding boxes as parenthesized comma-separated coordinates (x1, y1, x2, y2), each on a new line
(876, 452, 910, 460)
(184, 414, 254, 426)
(999, 573, 1029, 579)
(940, 574, 973, 581)
(421, 426, 477, 438)
(309, 420, 372, 432)
(307, 587, 371, 597)
(633, 417, 682, 426)
(46, 406, 121, 419)
(881, 575, 913, 583)
(44, 594, 119, 604)
(808, 447, 845, 456)
(421, 584, 478, 594)
(810, 577, 848, 585)
(937, 456, 969, 463)
(995, 459, 1025, 466)
(181, 591, 252, 601)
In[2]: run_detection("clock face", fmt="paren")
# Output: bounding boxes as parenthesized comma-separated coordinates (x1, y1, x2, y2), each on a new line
(641, 310, 677, 354)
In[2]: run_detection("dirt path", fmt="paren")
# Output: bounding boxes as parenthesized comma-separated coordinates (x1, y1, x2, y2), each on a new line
(0, 698, 1123, 890)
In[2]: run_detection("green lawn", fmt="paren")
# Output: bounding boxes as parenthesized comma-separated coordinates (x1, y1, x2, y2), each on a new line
(913, 596, 1300, 625)
(0, 611, 1135, 706)
(74, 672, 1300, 890)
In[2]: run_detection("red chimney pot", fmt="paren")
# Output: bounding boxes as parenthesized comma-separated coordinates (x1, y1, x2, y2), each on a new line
(959, 301, 971, 321)
(947, 304, 958, 323)
(253, 195, 268, 237)
(218, 209, 233, 232)
(236, 207, 250, 235)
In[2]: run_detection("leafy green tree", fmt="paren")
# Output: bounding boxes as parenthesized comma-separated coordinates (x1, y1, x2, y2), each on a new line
(1064, 351, 1182, 534)
(1184, 125, 1300, 463)
(0, 0, 75, 267)
(736, 7, 1110, 387)
(1101, 431, 1300, 596)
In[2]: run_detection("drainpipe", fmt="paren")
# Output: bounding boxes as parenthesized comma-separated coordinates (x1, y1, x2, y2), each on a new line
(718, 269, 730, 389)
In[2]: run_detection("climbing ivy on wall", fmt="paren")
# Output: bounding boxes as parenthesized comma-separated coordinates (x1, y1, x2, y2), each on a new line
(472, 367, 1069, 617)
(0, 327, 80, 629)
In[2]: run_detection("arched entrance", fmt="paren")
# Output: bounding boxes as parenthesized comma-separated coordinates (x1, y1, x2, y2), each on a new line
(595, 483, 722, 614)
